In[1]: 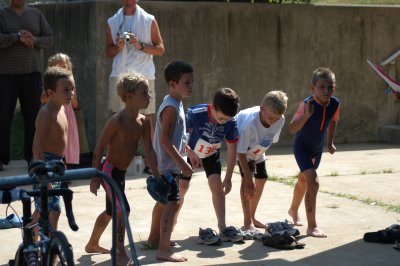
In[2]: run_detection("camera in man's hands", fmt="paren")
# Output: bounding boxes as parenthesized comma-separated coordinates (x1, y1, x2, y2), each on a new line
(123, 32, 131, 43)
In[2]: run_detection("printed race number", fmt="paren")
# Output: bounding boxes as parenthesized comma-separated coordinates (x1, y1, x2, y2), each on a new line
(246, 144, 269, 161)
(194, 138, 221, 159)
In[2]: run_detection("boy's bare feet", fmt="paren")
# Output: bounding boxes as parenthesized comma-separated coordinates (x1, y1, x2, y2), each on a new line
(156, 250, 187, 262)
(288, 209, 303, 226)
(84, 244, 110, 254)
(253, 219, 267, 228)
(117, 253, 133, 266)
(307, 227, 327, 238)
(241, 224, 257, 232)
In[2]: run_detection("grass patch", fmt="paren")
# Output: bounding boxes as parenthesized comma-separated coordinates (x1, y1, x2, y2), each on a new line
(362, 198, 400, 213)
(322, 191, 400, 213)
(326, 203, 340, 209)
(330, 170, 339, 176)
(382, 168, 393, 174)
(269, 177, 400, 214)
(360, 168, 394, 175)
(311, 0, 400, 4)
(268, 175, 297, 186)
(324, 191, 360, 200)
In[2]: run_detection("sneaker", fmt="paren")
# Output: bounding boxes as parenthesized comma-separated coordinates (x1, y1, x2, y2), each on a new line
(198, 228, 220, 245)
(220, 226, 244, 243)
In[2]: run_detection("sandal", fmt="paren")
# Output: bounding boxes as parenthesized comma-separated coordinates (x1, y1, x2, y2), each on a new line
(0, 214, 22, 229)
(364, 224, 400, 244)
(262, 232, 305, 250)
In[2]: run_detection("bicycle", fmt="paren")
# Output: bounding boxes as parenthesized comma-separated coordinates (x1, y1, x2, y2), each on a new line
(0, 160, 139, 266)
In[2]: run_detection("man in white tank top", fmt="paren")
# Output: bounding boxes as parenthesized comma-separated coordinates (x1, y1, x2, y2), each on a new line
(105, 0, 164, 118)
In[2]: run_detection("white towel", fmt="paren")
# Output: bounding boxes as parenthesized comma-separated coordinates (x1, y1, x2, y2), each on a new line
(108, 8, 128, 76)
(107, 6, 155, 79)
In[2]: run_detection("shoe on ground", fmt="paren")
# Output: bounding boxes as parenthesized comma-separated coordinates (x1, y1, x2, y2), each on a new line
(198, 228, 220, 245)
(241, 229, 264, 241)
(220, 226, 244, 243)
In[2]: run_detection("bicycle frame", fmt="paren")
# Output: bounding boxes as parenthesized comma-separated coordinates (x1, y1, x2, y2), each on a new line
(0, 168, 139, 266)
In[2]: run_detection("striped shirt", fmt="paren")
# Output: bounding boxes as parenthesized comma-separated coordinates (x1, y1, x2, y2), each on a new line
(0, 6, 53, 74)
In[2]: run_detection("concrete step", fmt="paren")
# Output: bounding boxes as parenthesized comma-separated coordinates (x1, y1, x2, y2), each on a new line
(378, 125, 400, 144)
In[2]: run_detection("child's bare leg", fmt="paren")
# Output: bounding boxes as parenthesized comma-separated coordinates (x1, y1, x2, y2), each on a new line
(156, 201, 187, 262)
(288, 172, 306, 226)
(116, 213, 131, 266)
(85, 211, 112, 253)
(49, 210, 61, 231)
(208, 174, 226, 232)
(303, 169, 326, 237)
(174, 179, 190, 228)
(240, 177, 255, 231)
(251, 178, 267, 229)
(147, 202, 165, 245)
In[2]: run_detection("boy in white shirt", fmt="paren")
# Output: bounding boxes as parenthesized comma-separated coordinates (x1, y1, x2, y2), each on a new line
(235, 91, 288, 237)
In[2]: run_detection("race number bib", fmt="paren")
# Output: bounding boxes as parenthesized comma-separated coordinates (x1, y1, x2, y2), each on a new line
(194, 138, 221, 159)
(246, 144, 269, 161)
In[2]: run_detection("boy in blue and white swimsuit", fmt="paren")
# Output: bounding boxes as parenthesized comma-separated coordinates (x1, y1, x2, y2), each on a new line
(183, 88, 244, 244)
(288, 67, 340, 238)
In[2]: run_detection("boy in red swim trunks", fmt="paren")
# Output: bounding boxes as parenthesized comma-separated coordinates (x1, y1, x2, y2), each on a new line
(85, 72, 159, 265)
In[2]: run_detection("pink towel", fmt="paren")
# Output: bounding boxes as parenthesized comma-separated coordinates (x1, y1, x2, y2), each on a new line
(64, 105, 80, 164)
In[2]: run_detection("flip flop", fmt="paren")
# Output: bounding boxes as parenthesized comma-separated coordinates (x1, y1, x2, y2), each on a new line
(0, 214, 22, 229)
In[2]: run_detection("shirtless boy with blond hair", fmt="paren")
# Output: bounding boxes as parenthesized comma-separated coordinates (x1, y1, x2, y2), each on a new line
(85, 72, 159, 265)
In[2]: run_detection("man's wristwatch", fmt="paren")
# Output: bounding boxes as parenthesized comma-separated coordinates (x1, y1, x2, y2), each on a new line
(140, 43, 146, 50)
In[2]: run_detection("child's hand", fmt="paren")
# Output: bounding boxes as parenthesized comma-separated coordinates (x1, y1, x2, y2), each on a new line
(243, 179, 255, 199)
(222, 178, 232, 195)
(90, 177, 101, 196)
(304, 98, 315, 117)
(187, 149, 202, 169)
(327, 143, 336, 154)
(181, 162, 194, 178)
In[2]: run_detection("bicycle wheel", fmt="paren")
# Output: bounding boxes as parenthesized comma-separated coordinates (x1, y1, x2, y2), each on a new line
(45, 231, 74, 266)
(14, 243, 29, 266)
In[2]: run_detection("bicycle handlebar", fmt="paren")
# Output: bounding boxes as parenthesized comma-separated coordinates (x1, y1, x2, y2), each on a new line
(0, 168, 99, 190)
(0, 188, 22, 204)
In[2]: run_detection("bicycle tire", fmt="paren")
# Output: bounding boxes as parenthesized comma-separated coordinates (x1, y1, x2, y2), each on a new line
(45, 231, 74, 266)
(13, 243, 30, 266)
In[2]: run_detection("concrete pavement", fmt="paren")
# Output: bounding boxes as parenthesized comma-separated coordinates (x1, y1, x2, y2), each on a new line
(0, 143, 399, 265)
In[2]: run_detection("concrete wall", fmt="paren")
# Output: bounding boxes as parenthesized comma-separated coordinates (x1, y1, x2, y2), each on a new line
(36, 1, 400, 150)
